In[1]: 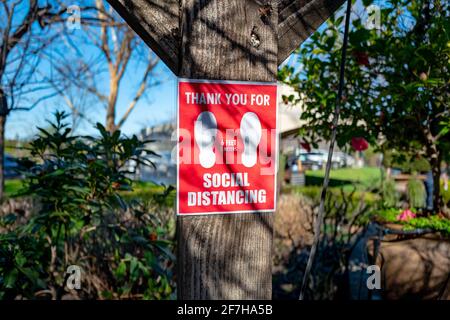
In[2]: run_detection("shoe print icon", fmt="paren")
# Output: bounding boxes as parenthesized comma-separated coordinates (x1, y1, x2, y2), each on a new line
(240, 112, 262, 168)
(194, 111, 217, 168)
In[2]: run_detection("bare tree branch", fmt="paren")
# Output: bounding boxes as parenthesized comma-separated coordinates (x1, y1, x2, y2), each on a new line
(116, 55, 159, 128)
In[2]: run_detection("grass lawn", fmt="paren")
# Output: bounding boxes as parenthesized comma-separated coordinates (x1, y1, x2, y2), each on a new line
(5, 179, 23, 197)
(4, 179, 175, 206)
(120, 181, 175, 207)
(305, 167, 382, 190)
(283, 185, 379, 204)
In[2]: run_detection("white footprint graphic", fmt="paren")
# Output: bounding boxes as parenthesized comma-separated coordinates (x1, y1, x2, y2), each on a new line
(240, 112, 262, 168)
(194, 111, 217, 168)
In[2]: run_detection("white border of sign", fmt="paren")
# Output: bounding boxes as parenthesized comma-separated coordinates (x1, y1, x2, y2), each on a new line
(176, 78, 279, 216)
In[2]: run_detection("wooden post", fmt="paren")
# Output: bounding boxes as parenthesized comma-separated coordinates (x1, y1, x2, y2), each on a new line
(176, 0, 277, 299)
(107, 0, 345, 300)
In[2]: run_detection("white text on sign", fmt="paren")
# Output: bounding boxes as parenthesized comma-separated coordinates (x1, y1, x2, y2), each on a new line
(187, 173, 267, 207)
(184, 92, 271, 106)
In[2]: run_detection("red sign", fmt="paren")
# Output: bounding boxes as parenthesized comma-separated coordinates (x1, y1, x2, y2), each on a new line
(177, 79, 278, 215)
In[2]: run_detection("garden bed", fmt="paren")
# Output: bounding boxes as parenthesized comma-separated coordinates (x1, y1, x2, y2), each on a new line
(349, 219, 450, 300)
(373, 208, 450, 237)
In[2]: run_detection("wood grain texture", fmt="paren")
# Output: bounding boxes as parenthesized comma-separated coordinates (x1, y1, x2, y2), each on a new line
(180, 0, 277, 82)
(277, 0, 346, 64)
(106, 0, 180, 74)
(177, 213, 274, 299)
(177, 0, 277, 299)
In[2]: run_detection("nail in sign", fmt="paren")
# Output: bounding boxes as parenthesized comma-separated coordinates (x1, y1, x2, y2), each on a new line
(177, 79, 278, 215)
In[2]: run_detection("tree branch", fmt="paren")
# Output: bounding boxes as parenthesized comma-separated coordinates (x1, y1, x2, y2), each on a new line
(116, 56, 158, 129)
(96, 0, 113, 64)
(278, 0, 346, 65)
(106, 0, 179, 74)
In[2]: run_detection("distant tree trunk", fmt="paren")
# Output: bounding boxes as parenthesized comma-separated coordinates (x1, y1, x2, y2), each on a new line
(0, 87, 7, 200)
(427, 142, 442, 214)
(431, 153, 442, 214)
(106, 78, 118, 132)
(105, 60, 119, 133)
(0, 112, 6, 202)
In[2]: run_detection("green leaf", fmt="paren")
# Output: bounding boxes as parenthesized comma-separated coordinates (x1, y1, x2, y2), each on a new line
(5, 269, 18, 288)
(114, 194, 128, 211)
(2, 213, 17, 226)
(438, 126, 449, 138)
(153, 242, 175, 261)
(18, 267, 39, 284)
(115, 261, 127, 279)
(45, 169, 65, 177)
(15, 251, 26, 267)
(130, 257, 139, 280)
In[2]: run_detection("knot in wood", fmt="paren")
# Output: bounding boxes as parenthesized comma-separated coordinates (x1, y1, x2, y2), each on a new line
(259, 4, 272, 18)
(250, 27, 261, 48)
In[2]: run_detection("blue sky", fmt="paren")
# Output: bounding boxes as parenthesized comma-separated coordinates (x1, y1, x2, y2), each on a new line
(5, 0, 370, 140)
(5, 0, 178, 140)
(6, 64, 177, 139)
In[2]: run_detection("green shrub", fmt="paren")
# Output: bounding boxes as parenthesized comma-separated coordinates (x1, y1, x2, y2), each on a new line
(3, 180, 23, 199)
(382, 151, 431, 173)
(404, 216, 450, 235)
(407, 177, 426, 209)
(442, 182, 450, 206)
(382, 178, 398, 208)
(374, 208, 450, 236)
(282, 185, 378, 227)
(275, 185, 378, 300)
(0, 232, 49, 299)
(304, 167, 382, 189)
(0, 112, 175, 299)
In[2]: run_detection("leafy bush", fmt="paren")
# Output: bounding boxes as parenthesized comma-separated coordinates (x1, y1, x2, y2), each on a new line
(0, 232, 49, 299)
(0, 112, 175, 299)
(275, 185, 376, 299)
(374, 208, 450, 236)
(382, 151, 431, 174)
(381, 178, 398, 208)
(284, 185, 379, 214)
(407, 177, 426, 209)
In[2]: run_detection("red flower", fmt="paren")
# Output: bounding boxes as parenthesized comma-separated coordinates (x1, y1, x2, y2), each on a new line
(351, 137, 369, 151)
(149, 233, 158, 241)
(112, 182, 121, 189)
(300, 142, 311, 152)
(397, 209, 416, 221)
(352, 51, 370, 67)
